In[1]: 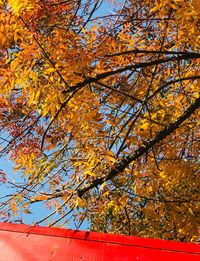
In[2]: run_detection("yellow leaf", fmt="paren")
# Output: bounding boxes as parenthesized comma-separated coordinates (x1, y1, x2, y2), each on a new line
(10, 200, 18, 216)
(75, 197, 85, 208)
(45, 67, 55, 74)
(140, 121, 149, 130)
(13, 165, 22, 171)
(100, 182, 106, 190)
(21, 202, 29, 208)
(42, 106, 50, 117)
(8, 0, 34, 15)
(105, 155, 116, 167)
(35, 90, 41, 102)
(148, 186, 153, 192)
(22, 209, 32, 214)
(83, 170, 95, 177)
(105, 119, 116, 126)
(189, 208, 194, 216)
(34, 195, 49, 201)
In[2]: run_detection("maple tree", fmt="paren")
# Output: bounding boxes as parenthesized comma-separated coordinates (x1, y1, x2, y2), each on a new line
(0, 0, 200, 242)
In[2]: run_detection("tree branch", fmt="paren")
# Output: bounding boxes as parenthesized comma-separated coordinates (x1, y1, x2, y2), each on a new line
(77, 96, 200, 197)
(62, 53, 200, 94)
(105, 49, 200, 57)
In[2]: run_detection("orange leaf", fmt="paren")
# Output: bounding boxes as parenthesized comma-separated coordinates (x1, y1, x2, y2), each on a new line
(34, 195, 49, 201)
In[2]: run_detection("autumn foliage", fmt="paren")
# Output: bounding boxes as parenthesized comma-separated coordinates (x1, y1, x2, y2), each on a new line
(0, 0, 200, 242)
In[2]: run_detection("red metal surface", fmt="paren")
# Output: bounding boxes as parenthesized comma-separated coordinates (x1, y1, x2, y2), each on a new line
(0, 222, 199, 260)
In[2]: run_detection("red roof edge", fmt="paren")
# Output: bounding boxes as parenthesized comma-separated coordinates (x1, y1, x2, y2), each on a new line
(0, 222, 199, 255)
